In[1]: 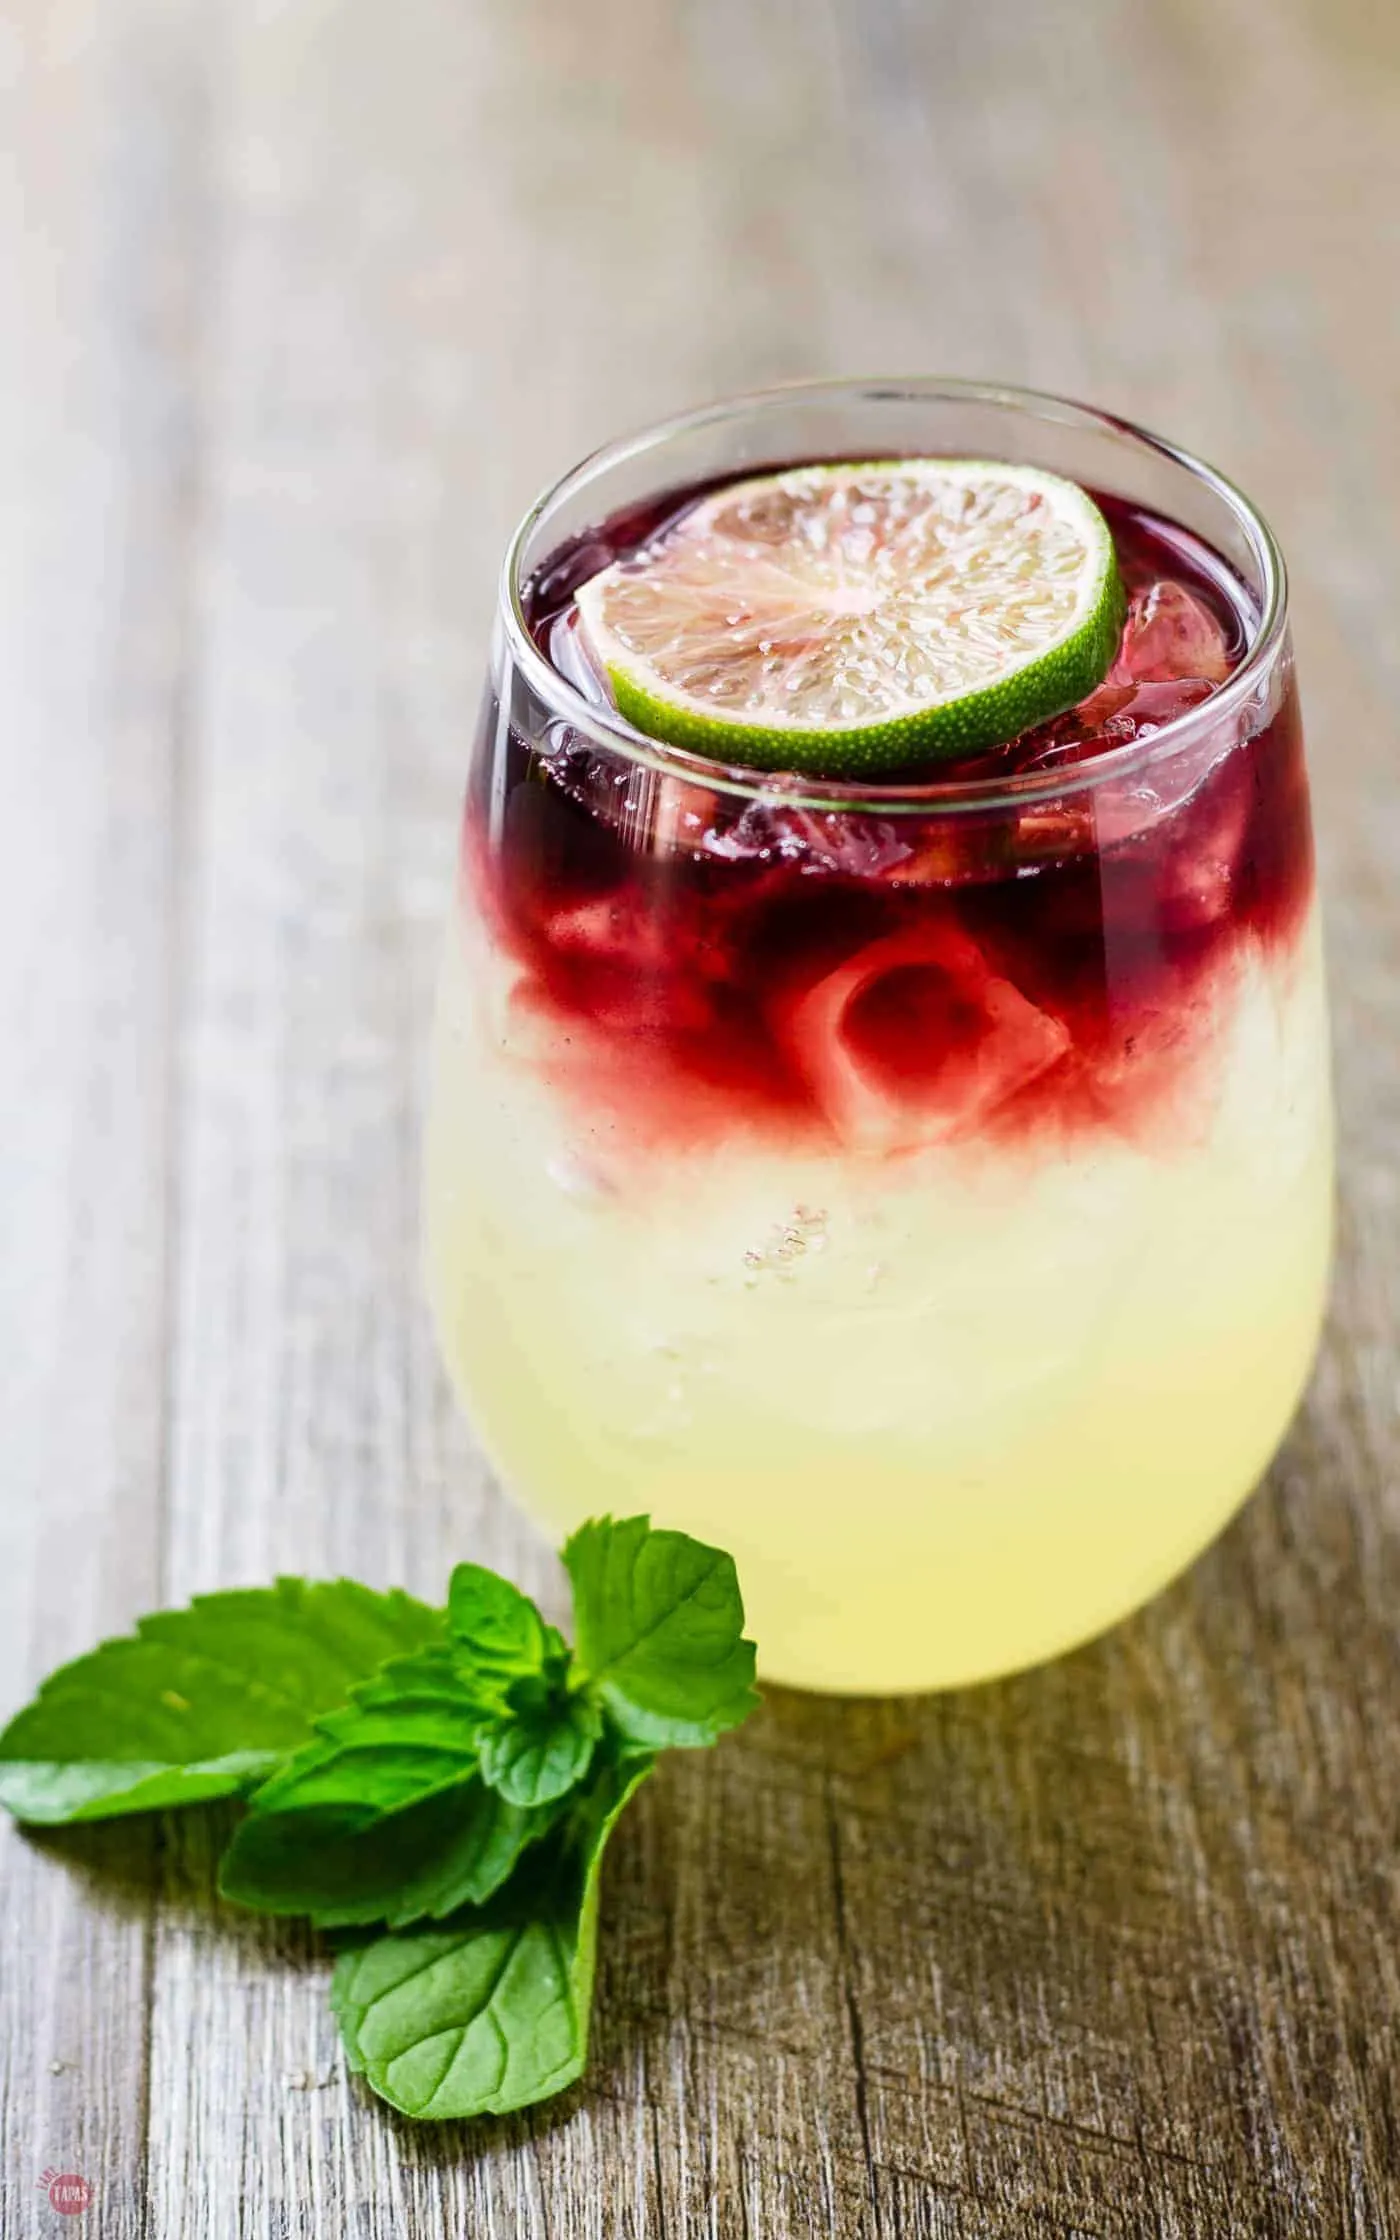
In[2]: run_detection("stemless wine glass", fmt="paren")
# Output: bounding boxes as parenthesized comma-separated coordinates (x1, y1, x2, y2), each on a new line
(425, 379, 1333, 1694)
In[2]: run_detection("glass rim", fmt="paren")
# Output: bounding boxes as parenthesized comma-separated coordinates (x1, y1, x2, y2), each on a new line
(498, 375, 1290, 816)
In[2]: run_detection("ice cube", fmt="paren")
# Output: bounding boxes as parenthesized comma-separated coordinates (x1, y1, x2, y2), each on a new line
(1007, 681, 1141, 771)
(1111, 582, 1231, 686)
(702, 797, 912, 878)
(1110, 677, 1218, 737)
(776, 922, 1069, 1154)
(1039, 676, 1218, 765)
(1014, 798, 1097, 862)
(884, 827, 991, 886)
(1158, 764, 1254, 933)
(649, 776, 726, 856)
(543, 895, 719, 1030)
(1092, 780, 1170, 849)
(1073, 680, 1138, 729)
(688, 799, 780, 863)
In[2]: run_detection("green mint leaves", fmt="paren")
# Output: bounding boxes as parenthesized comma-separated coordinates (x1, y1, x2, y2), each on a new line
(447, 1562, 561, 1692)
(565, 1515, 761, 1747)
(0, 1579, 441, 1824)
(0, 1518, 758, 2121)
(332, 1755, 652, 2118)
(216, 1648, 553, 1928)
(475, 1680, 603, 1807)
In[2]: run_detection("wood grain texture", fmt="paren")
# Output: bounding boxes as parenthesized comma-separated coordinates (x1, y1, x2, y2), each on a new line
(0, 0, 208, 2232)
(1, 0, 1398, 2233)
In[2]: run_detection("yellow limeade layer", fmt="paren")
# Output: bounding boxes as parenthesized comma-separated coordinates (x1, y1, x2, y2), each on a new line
(425, 904, 1332, 1693)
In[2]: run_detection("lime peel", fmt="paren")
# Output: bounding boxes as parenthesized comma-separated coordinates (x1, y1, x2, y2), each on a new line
(575, 459, 1126, 776)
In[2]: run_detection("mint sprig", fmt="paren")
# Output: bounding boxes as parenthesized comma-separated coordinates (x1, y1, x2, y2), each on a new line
(0, 1517, 758, 2121)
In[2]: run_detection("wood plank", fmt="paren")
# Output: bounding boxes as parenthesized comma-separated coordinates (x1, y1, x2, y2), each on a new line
(0, 2, 213, 2233)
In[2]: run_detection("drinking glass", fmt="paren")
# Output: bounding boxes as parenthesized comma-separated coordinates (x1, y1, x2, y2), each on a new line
(425, 380, 1332, 1693)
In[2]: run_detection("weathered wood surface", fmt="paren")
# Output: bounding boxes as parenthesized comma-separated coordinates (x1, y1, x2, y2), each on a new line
(2, 0, 1398, 2231)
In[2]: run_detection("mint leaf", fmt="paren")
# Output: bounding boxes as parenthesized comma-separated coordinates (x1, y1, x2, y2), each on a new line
(447, 1564, 560, 1701)
(219, 1648, 556, 1926)
(223, 1776, 554, 1929)
(444, 1563, 600, 1807)
(564, 1517, 759, 1749)
(0, 1580, 442, 1825)
(331, 1754, 652, 2118)
(475, 1681, 603, 1808)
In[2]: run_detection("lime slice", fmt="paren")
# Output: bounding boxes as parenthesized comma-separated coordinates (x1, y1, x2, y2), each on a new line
(574, 460, 1126, 775)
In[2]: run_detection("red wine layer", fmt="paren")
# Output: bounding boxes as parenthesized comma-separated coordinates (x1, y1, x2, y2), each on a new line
(464, 484, 1314, 1158)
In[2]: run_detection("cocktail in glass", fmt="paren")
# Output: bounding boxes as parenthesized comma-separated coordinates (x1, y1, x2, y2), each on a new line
(425, 380, 1332, 1694)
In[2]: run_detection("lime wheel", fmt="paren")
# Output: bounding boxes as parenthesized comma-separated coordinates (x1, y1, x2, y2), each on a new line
(575, 459, 1125, 776)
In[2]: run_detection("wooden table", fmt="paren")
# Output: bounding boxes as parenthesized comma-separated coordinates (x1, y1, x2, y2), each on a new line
(3, 1, 1398, 2232)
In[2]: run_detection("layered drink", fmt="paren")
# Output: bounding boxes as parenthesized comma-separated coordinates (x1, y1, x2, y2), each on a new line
(426, 383, 1332, 1693)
